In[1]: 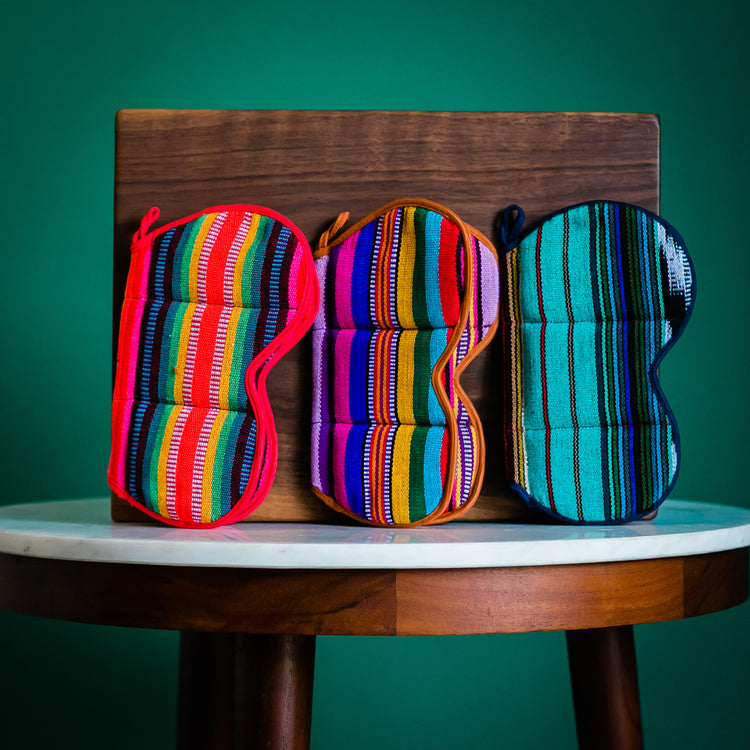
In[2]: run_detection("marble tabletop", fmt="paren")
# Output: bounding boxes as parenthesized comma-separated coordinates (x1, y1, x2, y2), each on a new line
(0, 498, 748, 570)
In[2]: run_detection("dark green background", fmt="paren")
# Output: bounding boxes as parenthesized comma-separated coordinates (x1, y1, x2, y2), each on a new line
(2, 0, 748, 747)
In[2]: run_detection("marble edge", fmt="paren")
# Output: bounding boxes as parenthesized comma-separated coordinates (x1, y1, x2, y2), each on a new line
(0, 498, 749, 570)
(0, 524, 748, 569)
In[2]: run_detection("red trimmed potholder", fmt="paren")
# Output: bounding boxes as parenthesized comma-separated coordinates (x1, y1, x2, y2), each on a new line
(108, 205, 319, 527)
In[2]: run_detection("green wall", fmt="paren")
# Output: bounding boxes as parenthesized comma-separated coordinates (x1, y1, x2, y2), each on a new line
(1, 0, 748, 747)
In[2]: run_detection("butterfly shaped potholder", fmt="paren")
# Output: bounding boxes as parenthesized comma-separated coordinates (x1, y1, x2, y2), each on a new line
(311, 199, 499, 526)
(108, 204, 319, 527)
(498, 201, 695, 522)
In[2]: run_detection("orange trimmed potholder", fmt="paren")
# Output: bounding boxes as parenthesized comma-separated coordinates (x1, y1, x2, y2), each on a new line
(311, 199, 499, 526)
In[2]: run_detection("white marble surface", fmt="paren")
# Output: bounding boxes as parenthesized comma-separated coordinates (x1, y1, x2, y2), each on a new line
(0, 498, 748, 569)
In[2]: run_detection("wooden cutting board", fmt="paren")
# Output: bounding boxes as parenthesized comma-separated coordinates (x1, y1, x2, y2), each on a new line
(112, 110, 659, 523)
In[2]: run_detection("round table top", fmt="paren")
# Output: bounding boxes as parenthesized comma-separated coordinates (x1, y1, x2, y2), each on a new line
(0, 498, 748, 570)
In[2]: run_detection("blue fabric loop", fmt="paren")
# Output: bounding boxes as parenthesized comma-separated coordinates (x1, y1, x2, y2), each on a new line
(498, 204, 525, 253)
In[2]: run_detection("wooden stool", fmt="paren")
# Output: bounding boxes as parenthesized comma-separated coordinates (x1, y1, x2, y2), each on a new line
(0, 498, 747, 749)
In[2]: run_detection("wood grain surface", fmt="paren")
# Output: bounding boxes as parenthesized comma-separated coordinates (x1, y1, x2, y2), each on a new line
(177, 633, 316, 750)
(1, 548, 744, 635)
(112, 110, 660, 524)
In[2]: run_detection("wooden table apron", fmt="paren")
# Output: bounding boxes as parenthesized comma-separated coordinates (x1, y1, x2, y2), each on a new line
(0, 547, 747, 634)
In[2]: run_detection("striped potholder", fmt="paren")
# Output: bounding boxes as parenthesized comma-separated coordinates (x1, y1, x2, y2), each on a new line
(108, 205, 319, 527)
(498, 201, 695, 523)
(312, 199, 499, 526)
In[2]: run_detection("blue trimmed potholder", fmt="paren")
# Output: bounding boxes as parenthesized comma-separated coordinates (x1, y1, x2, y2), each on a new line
(498, 201, 696, 523)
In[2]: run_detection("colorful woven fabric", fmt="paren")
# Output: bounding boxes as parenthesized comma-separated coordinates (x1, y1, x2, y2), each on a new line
(108, 205, 319, 527)
(312, 199, 499, 526)
(499, 201, 695, 522)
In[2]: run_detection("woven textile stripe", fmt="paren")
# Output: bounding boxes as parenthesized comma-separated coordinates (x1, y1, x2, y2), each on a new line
(312, 204, 498, 525)
(111, 209, 303, 525)
(322, 207, 464, 330)
(501, 202, 694, 522)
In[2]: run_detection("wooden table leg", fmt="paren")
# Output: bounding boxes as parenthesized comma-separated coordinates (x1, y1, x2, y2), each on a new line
(566, 625, 643, 750)
(236, 633, 317, 750)
(177, 632, 316, 750)
(177, 632, 239, 749)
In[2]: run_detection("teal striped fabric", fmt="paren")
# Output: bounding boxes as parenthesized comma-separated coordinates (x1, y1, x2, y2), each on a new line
(500, 201, 695, 522)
